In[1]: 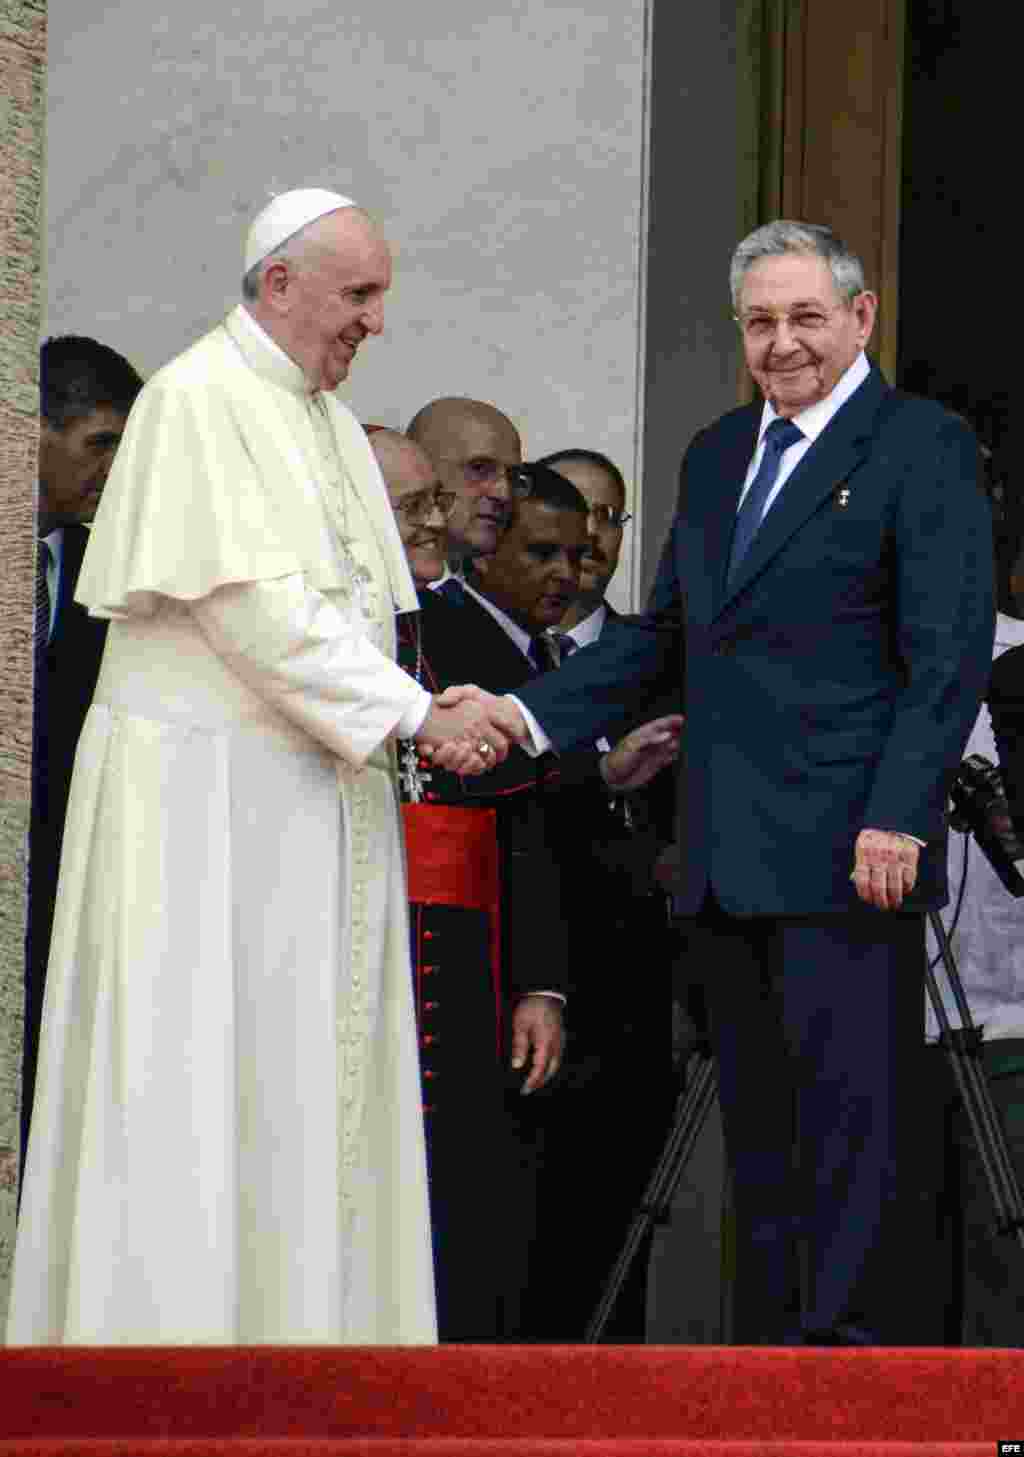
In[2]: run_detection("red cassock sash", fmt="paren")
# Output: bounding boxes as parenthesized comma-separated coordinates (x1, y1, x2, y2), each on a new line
(402, 803, 503, 1055)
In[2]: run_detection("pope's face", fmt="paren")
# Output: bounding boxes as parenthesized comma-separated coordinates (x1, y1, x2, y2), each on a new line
(38, 405, 129, 529)
(738, 253, 876, 417)
(281, 215, 392, 391)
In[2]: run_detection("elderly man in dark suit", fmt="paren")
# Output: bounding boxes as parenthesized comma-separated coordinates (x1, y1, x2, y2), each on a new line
(444, 221, 995, 1344)
(24, 336, 144, 1166)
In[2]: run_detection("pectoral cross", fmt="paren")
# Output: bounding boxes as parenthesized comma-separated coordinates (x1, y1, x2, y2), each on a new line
(399, 739, 432, 803)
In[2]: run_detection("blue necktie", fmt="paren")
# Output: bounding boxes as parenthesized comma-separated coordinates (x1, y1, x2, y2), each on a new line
(727, 418, 803, 587)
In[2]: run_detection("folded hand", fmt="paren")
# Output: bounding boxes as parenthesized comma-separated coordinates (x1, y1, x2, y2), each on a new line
(850, 828, 920, 910)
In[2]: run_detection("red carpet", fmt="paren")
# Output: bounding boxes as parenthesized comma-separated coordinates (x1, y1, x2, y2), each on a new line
(1, 1346, 1021, 1455)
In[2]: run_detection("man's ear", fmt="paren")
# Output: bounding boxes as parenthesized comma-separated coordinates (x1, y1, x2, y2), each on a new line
(262, 261, 292, 312)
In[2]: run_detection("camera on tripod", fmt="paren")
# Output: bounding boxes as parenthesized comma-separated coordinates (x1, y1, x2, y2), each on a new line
(948, 753, 1024, 897)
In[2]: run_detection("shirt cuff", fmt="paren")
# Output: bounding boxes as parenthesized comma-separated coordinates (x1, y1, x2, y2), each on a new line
(507, 695, 551, 756)
(523, 990, 567, 1005)
(396, 687, 432, 738)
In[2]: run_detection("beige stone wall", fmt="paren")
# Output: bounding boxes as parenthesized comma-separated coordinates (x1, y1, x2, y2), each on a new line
(0, 0, 44, 1325)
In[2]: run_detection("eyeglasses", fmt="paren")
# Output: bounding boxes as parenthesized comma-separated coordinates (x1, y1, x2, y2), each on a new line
(509, 469, 632, 528)
(587, 504, 632, 530)
(392, 487, 457, 524)
(733, 300, 854, 340)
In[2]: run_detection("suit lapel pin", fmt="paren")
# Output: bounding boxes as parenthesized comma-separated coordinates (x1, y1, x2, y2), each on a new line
(835, 486, 851, 509)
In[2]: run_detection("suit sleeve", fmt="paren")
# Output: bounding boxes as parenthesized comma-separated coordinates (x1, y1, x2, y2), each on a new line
(514, 512, 685, 753)
(862, 413, 995, 840)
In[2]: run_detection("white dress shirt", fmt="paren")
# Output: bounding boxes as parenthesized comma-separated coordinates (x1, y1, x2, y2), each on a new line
(566, 601, 607, 650)
(738, 351, 871, 517)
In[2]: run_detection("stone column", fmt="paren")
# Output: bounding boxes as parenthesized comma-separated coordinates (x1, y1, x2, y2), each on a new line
(0, 0, 44, 1325)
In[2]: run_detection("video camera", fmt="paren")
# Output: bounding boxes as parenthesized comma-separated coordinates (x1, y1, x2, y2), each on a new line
(949, 753, 1024, 897)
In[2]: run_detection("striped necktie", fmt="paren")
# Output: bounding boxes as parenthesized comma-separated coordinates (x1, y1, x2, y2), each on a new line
(528, 634, 560, 673)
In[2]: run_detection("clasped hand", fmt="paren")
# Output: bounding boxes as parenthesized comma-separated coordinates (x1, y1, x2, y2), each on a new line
(414, 685, 529, 776)
(850, 828, 920, 910)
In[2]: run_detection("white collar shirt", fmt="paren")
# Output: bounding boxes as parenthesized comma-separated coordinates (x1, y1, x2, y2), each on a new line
(567, 602, 607, 650)
(738, 350, 872, 518)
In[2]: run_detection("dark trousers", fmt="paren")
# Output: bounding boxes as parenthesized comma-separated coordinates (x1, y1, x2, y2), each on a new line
(694, 891, 925, 1344)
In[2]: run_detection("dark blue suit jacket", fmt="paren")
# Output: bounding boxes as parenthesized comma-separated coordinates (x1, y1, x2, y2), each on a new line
(516, 368, 995, 916)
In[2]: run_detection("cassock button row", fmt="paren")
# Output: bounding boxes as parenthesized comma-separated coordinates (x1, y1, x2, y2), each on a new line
(423, 930, 435, 940)
(422, 1034, 437, 1046)
(423, 1069, 437, 1080)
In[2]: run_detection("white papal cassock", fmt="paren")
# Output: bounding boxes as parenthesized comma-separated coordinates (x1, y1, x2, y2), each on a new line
(7, 307, 437, 1344)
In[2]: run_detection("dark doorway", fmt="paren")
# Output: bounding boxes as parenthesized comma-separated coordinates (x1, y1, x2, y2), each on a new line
(898, 2, 1010, 498)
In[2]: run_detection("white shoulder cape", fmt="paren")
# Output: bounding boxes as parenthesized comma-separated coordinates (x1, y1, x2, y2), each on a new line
(76, 306, 417, 618)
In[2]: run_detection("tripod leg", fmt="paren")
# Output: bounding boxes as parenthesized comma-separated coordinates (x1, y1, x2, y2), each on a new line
(584, 1050, 718, 1343)
(926, 911, 1024, 1248)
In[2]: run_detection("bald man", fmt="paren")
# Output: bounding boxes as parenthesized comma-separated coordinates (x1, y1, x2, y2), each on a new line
(407, 396, 522, 567)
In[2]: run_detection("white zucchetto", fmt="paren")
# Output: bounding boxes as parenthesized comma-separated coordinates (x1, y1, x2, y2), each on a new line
(244, 188, 357, 273)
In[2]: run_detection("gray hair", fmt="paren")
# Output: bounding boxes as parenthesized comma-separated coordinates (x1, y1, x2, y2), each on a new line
(729, 221, 866, 312)
(241, 236, 302, 300)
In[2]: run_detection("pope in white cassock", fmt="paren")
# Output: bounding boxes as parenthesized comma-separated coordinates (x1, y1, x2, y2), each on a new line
(8, 189, 507, 1345)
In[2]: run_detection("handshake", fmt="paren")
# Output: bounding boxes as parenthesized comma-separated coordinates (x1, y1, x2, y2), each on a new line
(414, 685, 529, 776)
(415, 685, 683, 790)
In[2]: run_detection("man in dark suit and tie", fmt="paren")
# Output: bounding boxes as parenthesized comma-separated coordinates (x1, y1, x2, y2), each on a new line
(537, 447, 632, 653)
(522, 447, 677, 1339)
(24, 336, 143, 1164)
(444, 221, 994, 1344)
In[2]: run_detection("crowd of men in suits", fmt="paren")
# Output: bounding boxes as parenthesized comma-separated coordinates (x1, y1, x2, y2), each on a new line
(24, 215, 1022, 1348)
(370, 415, 681, 1342)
